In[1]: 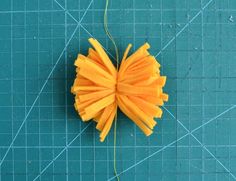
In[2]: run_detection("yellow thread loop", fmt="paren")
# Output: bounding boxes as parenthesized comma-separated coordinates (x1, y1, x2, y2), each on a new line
(104, 0, 120, 180)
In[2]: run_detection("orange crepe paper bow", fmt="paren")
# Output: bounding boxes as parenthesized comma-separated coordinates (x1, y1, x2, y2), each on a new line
(71, 38, 168, 142)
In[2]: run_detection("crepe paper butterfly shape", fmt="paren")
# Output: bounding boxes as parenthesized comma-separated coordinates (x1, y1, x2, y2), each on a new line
(71, 38, 168, 142)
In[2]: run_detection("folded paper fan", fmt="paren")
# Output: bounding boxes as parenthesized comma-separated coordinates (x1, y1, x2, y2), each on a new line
(71, 38, 168, 142)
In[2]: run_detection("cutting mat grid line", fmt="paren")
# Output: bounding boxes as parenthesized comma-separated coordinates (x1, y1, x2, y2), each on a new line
(201, 0, 205, 180)
(0, 0, 236, 180)
(10, 0, 14, 181)
(37, 0, 41, 180)
(23, 1, 27, 181)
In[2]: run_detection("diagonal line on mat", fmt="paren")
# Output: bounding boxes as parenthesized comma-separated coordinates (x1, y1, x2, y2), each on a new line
(78, 23, 115, 58)
(54, 0, 115, 60)
(108, 104, 236, 180)
(0, 0, 94, 166)
(78, 21, 119, 61)
(32, 122, 92, 181)
(163, 106, 236, 180)
(154, 0, 213, 58)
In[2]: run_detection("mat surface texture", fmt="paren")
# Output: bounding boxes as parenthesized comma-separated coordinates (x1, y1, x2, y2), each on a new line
(0, 0, 236, 180)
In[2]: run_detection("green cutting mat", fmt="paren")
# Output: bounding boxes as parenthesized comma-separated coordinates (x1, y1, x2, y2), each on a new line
(1, 0, 236, 180)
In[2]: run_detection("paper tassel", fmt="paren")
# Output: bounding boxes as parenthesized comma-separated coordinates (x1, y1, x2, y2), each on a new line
(71, 38, 168, 142)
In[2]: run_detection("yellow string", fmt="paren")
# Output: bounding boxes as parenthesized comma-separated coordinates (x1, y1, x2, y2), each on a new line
(113, 112, 119, 181)
(104, 0, 119, 68)
(104, 0, 120, 181)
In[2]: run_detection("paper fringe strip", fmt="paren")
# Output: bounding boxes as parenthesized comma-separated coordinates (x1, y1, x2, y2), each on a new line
(71, 38, 168, 142)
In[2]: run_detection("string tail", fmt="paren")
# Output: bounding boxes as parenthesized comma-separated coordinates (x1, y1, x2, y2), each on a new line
(104, 0, 120, 180)
(113, 113, 120, 181)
